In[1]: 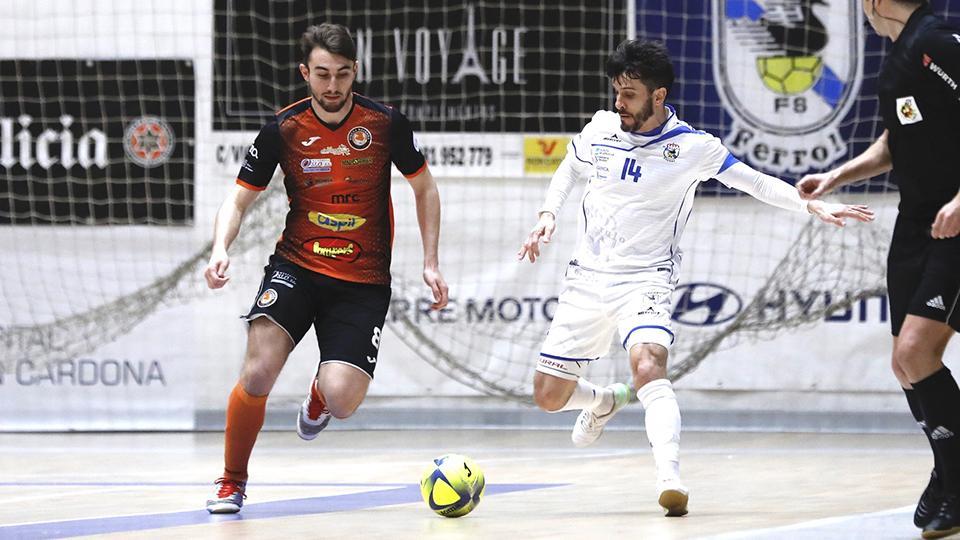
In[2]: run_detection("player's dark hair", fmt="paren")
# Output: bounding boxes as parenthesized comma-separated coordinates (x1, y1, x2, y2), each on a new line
(605, 39, 674, 95)
(301, 23, 356, 65)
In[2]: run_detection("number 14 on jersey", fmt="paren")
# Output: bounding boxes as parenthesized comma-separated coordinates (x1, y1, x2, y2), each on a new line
(620, 158, 642, 183)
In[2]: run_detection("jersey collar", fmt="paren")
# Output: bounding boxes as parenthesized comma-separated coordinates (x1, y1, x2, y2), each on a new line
(628, 104, 677, 137)
(893, 4, 933, 48)
(310, 95, 356, 131)
(621, 104, 687, 146)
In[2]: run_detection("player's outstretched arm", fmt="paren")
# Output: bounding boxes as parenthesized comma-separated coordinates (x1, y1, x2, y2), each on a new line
(406, 166, 449, 310)
(518, 211, 557, 263)
(517, 150, 586, 263)
(717, 159, 875, 228)
(204, 184, 261, 289)
(805, 199, 876, 228)
(798, 130, 892, 200)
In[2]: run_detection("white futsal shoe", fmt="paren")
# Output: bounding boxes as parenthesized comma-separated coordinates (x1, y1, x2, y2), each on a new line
(206, 478, 246, 514)
(657, 477, 689, 517)
(571, 382, 631, 448)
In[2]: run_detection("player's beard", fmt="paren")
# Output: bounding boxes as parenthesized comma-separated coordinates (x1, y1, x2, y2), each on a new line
(314, 89, 349, 113)
(619, 95, 654, 132)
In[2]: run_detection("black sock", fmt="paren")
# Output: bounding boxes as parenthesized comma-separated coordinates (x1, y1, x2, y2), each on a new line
(913, 367, 960, 494)
(905, 387, 943, 488)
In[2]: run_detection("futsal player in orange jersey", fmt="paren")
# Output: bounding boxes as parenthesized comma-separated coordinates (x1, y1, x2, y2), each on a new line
(202, 23, 448, 513)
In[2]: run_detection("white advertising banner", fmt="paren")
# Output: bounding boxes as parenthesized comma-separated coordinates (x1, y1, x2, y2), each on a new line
(212, 131, 529, 179)
(0, 303, 196, 430)
(383, 186, 933, 402)
(412, 133, 524, 178)
(4, 183, 952, 429)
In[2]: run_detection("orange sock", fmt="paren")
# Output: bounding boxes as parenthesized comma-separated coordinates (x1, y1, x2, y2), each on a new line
(308, 379, 328, 418)
(222, 382, 268, 482)
(311, 379, 325, 403)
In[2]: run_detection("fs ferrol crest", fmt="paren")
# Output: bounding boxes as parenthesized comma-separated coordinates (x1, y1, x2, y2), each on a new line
(712, 0, 863, 173)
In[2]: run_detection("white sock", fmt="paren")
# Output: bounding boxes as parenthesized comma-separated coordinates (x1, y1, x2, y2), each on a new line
(552, 378, 612, 413)
(637, 378, 681, 482)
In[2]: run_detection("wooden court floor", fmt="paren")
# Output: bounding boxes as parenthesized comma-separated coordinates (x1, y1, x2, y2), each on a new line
(0, 429, 936, 539)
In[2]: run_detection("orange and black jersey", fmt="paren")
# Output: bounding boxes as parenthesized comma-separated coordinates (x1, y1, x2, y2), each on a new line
(237, 94, 426, 285)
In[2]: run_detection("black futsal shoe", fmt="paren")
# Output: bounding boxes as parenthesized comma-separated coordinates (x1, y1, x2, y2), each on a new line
(922, 494, 960, 539)
(917, 470, 944, 528)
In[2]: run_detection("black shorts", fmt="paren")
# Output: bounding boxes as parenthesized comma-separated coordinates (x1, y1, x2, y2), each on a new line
(244, 255, 391, 378)
(887, 215, 960, 336)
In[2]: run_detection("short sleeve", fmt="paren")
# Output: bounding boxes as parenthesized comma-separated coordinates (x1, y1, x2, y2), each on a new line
(389, 108, 427, 178)
(919, 30, 960, 103)
(236, 119, 281, 191)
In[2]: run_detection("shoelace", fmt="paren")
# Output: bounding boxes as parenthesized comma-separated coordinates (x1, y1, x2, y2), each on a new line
(214, 478, 246, 499)
(580, 412, 600, 431)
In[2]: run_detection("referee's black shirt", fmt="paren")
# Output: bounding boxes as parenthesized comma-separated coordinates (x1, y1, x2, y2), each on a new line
(878, 5, 960, 222)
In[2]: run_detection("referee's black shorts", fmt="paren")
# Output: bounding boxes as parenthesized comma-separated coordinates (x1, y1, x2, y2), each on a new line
(887, 214, 960, 336)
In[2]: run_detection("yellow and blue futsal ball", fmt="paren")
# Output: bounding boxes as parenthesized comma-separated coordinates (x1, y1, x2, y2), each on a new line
(420, 454, 485, 518)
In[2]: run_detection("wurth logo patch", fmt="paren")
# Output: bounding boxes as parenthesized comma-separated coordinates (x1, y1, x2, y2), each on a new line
(923, 54, 958, 91)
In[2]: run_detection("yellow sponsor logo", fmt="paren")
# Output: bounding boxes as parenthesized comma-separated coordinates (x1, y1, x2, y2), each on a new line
(342, 157, 374, 167)
(523, 136, 570, 175)
(307, 211, 366, 232)
(313, 242, 355, 258)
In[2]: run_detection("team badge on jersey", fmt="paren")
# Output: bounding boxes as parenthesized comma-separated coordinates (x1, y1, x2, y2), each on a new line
(895, 96, 923, 125)
(663, 142, 680, 162)
(256, 288, 278, 308)
(122, 116, 175, 168)
(347, 126, 373, 151)
(712, 0, 863, 173)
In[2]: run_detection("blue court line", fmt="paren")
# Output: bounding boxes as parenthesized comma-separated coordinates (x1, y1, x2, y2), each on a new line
(0, 483, 563, 539)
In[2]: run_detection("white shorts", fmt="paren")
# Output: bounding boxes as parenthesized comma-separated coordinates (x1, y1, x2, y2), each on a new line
(537, 264, 675, 381)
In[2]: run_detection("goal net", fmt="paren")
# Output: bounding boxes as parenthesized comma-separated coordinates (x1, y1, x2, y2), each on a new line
(2, 0, 954, 403)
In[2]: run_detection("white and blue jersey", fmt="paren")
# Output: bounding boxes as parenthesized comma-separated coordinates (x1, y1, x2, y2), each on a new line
(540, 106, 805, 276)
(536, 106, 806, 378)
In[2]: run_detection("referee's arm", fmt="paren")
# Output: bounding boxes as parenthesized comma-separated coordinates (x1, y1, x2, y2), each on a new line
(797, 130, 892, 200)
(924, 31, 960, 238)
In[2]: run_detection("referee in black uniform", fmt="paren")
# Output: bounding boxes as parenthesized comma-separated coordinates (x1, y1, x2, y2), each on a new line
(798, 0, 960, 537)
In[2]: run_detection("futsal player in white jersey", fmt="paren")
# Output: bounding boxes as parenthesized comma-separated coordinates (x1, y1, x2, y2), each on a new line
(518, 39, 875, 517)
